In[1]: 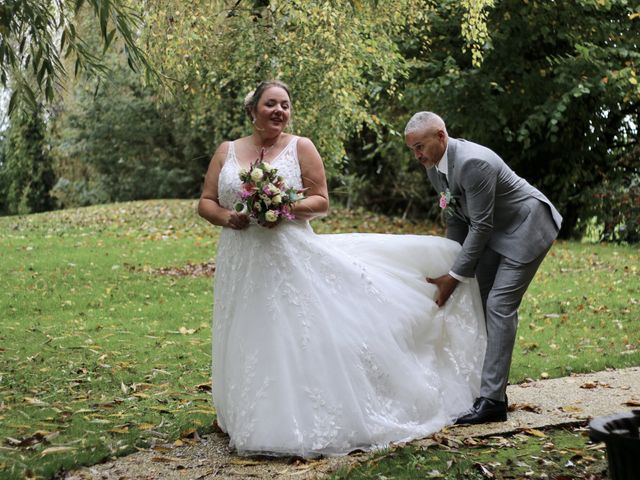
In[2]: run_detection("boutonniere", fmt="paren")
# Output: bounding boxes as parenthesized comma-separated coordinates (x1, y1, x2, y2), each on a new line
(439, 188, 457, 214)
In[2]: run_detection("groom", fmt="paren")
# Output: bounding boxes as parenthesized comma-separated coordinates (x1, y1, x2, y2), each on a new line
(404, 112, 562, 424)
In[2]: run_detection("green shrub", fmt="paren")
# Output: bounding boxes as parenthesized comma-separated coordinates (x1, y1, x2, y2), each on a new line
(0, 104, 56, 215)
(580, 146, 640, 243)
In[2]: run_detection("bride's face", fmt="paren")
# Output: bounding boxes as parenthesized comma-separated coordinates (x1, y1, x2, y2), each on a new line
(253, 86, 291, 136)
(406, 128, 447, 169)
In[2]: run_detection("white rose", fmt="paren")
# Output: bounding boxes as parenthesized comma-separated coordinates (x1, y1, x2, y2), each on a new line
(239, 168, 249, 177)
(262, 162, 274, 173)
(268, 184, 281, 195)
(260, 194, 272, 206)
(272, 194, 282, 205)
(250, 168, 264, 182)
(265, 210, 278, 222)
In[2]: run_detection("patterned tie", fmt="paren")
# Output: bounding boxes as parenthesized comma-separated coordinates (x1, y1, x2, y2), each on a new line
(439, 170, 449, 190)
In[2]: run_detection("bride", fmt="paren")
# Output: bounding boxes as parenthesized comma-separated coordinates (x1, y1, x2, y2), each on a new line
(197, 80, 486, 457)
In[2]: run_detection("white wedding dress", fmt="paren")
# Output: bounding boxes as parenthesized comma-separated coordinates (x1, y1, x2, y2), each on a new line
(212, 136, 486, 457)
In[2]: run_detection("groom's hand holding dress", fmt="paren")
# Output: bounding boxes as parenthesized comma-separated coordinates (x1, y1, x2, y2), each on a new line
(426, 274, 459, 307)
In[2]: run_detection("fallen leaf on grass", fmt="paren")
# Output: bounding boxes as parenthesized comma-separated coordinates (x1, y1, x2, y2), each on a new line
(5, 431, 58, 448)
(432, 433, 463, 448)
(109, 426, 129, 434)
(179, 428, 199, 439)
(473, 462, 495, 478)
(487, 436, 513, 447)
(424, 470, 444, 478)
(149, 406, 172, 413)
(586, 442, 606, 451)
(88, 418, 111, 424)
(92, 400, 121, 409)
(5, 437, 22, 447)
(129, 262, 216, 278)
(523, 428, 546, 438)
(186, 409, 216, 415)
(40, 446, 75, 455)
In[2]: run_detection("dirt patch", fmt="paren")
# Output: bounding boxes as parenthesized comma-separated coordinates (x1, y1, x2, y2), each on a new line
(126, 262, 216, 278)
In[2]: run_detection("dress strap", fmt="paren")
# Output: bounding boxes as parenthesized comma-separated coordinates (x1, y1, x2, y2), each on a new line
(289, 136, 300, 163)
(226, 141, 236, 165)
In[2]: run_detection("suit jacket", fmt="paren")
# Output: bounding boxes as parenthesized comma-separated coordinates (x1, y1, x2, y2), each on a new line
(427, 138, 563, 278)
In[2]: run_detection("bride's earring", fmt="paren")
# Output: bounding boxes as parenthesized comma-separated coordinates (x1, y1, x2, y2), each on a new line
(252, 117, 256, 124)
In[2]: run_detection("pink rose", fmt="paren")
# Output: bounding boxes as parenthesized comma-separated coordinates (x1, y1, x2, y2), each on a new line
(439, 193, 448, 209)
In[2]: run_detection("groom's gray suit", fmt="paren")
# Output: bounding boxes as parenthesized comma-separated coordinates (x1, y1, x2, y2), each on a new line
(427, 138, 562, 402)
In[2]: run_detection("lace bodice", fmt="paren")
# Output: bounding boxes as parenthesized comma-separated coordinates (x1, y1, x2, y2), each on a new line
(217, 136, 303, 211)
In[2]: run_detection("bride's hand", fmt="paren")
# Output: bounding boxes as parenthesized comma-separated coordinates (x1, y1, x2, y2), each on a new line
(261, 218, 282, 229)
(426, 274, 459, 307)
(226, 211, 250, 230)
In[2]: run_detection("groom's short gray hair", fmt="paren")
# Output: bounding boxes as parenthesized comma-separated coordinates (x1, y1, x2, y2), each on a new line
(404, 112, 447, 136)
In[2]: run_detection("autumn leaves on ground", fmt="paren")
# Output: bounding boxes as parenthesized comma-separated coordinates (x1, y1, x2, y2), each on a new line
(1, 200, 638, 479)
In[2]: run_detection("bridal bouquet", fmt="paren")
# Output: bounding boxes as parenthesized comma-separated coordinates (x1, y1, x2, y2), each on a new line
(234, 156, 305, 226)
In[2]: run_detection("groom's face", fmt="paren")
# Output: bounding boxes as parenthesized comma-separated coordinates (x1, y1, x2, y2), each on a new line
(406, 129, 447, 169)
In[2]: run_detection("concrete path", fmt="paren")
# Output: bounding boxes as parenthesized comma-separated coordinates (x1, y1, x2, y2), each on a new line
(65, 366, 640, 480)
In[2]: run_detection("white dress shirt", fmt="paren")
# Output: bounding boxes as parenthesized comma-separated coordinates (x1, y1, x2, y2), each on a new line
(436, 147, 448, 177)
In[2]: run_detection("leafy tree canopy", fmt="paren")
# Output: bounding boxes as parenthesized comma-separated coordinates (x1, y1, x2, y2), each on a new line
(0, 0, 151, 113)
(141, 0, 493, 173)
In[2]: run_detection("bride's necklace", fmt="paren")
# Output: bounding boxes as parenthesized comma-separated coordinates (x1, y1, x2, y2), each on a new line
(252, 136, 280, 159)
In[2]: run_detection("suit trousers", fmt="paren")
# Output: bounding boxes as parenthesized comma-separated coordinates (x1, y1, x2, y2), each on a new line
(475, 244, 552, 402)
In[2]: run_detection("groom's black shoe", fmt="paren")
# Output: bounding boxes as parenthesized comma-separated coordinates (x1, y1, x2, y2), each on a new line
(455, 397, 508, 425)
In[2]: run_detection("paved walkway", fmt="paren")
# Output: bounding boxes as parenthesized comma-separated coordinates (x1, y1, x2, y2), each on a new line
(65, 367, 640, 479)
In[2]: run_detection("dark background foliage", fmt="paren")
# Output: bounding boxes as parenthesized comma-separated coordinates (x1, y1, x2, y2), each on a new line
(343, 0, 639, 240)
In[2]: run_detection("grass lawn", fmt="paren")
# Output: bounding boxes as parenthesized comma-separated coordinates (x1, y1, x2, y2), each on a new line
(0, 199, 638, 479)
(332, 425, 609, 479)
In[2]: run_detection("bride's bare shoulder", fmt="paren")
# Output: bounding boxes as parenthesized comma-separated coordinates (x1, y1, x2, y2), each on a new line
(209, 141, 233, 166)
(295, 136, 321, 159)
